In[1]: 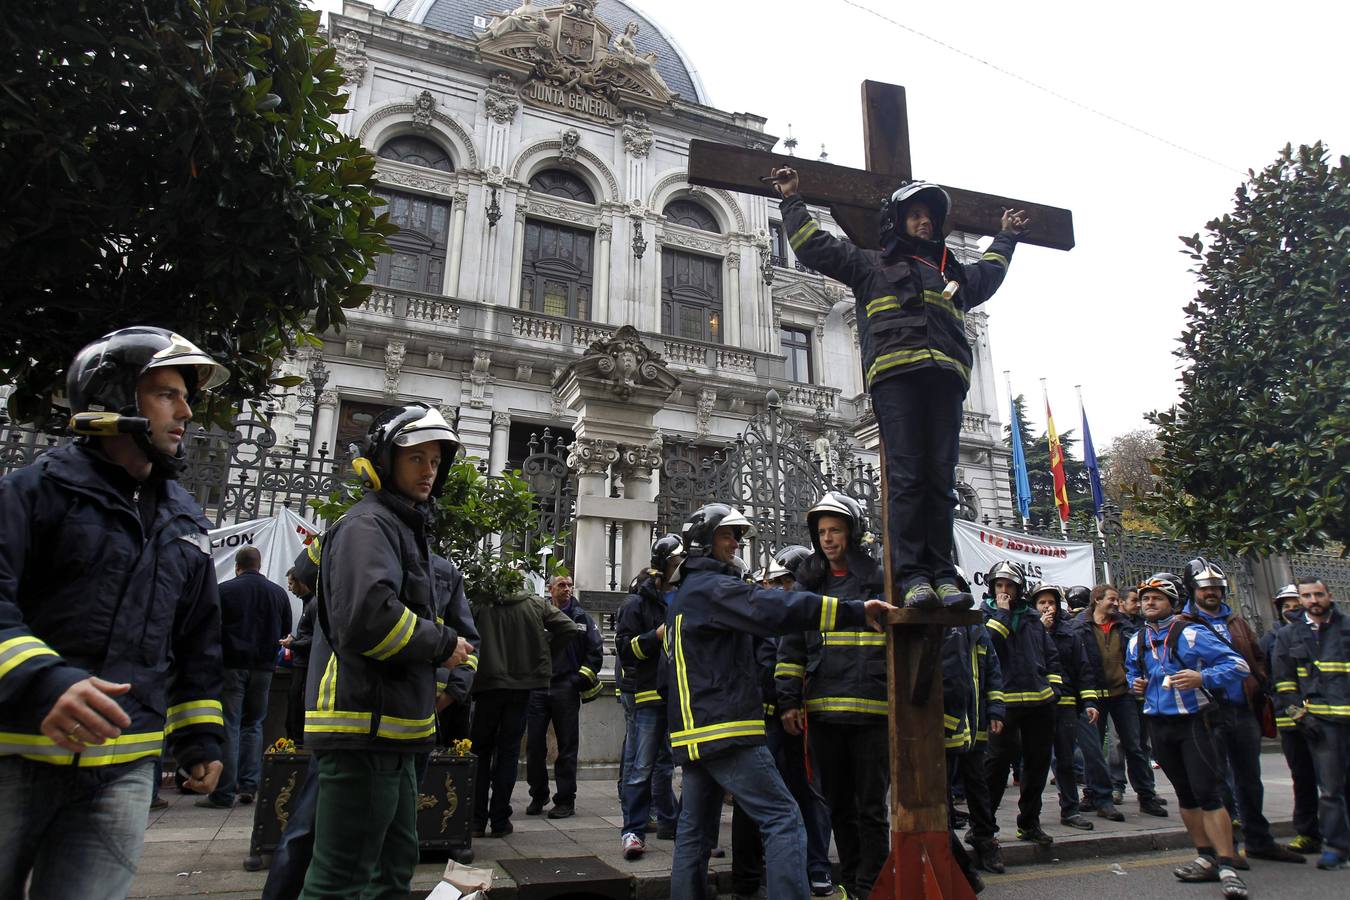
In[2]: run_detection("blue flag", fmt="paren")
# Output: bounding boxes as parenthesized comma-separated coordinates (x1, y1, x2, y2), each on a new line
(1010, 398, 1032, 521)
(1081, 402, 1105, 520)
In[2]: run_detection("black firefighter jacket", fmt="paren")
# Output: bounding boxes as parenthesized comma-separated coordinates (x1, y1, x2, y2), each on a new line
(982, 602, 1063, 709)
(942, 623, 1005, 752)
(1045, 612, 1100, 713)
(1274, 607, 1350, 726)
(779, 194, 1017, 391)
(305, 490, 460, 752)
(776, 551, 887, 724)
(665, 556, 870, 765)
(0, 444, 224, 771)
(546, 598, 604, 702)
(431, 554, 479, 706)
(616, 573, 669, 706)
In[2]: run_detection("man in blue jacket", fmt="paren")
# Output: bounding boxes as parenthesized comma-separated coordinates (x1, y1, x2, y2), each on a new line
(1126, 574, 1251, 899)
(771, 166, 1026, 610)
(0, 327, 229, 900)
(666, 503, 890, 900)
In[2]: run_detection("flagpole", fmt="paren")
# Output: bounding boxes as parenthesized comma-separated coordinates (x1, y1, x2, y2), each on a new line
(1042, 379, 1068, 539)
(1004, 370, 1029, 531)
(1077, 384, 1112, 583)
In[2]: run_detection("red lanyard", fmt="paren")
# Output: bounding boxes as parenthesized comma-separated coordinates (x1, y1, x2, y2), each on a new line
(909, 247, 949, 279)
(1146, 621, 1177, 666)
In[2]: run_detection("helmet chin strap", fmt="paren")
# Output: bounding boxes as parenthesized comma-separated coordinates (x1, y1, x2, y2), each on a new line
(131, 429, 185, 479)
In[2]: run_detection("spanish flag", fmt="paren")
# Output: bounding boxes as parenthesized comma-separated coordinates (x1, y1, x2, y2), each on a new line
(1046, 398, 1071, 524)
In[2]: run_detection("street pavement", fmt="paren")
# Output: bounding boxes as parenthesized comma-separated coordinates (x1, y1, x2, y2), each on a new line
(131, 748, 1307, 899)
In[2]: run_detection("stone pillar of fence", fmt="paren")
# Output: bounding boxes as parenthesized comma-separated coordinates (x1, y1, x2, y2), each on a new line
(556, 326, 680, 594)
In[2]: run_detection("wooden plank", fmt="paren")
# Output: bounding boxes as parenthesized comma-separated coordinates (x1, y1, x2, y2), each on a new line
(862, 80, 912, 180)
(887, 623, 950, 835)
(687, 139, 1076, 251)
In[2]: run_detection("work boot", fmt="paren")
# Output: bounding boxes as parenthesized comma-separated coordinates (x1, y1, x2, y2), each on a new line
(1096, 803, 1125, 822)
(1016, 825, 1054, 846)
(526, 800, 545, 815)
(972, 840, 1005, 874)
(1246, 843, 1307, 864)
(936, 582, 974, 610)
(903, 583, 942, 610)
(1139, 798, 1169, 817)
(1060, 814, 1094, 831)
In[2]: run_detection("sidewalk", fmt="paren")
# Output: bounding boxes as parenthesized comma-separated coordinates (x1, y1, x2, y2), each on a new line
(131, 752, 1299, 899)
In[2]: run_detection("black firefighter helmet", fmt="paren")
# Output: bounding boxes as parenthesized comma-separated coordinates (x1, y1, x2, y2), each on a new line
(805, 491, 866, 557)
(878, 180, 952, 247)
(1183, 557, 1227, 600)
(983, 560, 1028, 603)
(350, 402, 460, 499)
(682, 503, 755, 557)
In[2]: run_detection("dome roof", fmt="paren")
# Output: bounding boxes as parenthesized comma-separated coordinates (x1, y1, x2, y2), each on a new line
(393, 0, 707, 104)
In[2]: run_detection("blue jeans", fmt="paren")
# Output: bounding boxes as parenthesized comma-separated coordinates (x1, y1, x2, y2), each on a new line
(671, 745, 808, 900)
(619, 694, 676, 836)
(213, 667, 274, 803)
(1083, 693, 1157, 807)
(0, 756, 154, 899)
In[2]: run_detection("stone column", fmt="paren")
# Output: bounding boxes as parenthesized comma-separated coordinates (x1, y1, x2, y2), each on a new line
(488, 411, 511, 476)
(567, 438, 619, 592)
(724, 252, 741, 347)
(444, 190, 468, 298)
(314, 390, 340, 454)
(594, 223, 612, 323)
(618, 440, 663, 584)
(507, 197, 528, 308)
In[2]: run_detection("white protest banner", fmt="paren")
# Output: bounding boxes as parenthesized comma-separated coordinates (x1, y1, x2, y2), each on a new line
(209, 509, 319, 628)
(953, 519, 1096, 592)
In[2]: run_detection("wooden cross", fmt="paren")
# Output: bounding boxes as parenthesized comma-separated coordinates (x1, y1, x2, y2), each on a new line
(689, 82, 1076, 900)
(688, 81, 1075, 251)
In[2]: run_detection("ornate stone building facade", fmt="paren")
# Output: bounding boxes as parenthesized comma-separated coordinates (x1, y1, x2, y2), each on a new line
(274, 0, 1015, 588)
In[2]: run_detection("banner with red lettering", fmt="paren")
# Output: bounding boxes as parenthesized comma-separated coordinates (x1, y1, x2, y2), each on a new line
(953, 519, 1096, 593)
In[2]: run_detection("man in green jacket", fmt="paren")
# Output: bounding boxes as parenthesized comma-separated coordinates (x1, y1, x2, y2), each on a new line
(299, 404, 472, 900)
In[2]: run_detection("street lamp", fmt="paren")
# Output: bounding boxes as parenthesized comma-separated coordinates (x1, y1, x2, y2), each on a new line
(307, 356, 330, 452)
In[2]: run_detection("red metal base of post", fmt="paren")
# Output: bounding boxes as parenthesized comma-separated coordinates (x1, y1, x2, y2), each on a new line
(870, 831, 977, 900)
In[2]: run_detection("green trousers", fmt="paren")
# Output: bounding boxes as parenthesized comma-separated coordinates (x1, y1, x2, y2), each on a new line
(298, 750, 419, 900)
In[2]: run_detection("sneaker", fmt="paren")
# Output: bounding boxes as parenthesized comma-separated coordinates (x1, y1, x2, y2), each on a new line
(936, 583, 974, 610)
(1174, 857, 1219, 882)
(1016, 826, 1053, 846)
(622, 832, 645, 861)
(1060, 814, 1094, 831)
(237, 792, 254, 806)
(1246, 843, 1306, 864)
(1096, 803, 1125, 822)
(547, 804, 575, 819)
(526, 800, 545, 816)
(1138, 798, 1169, 817)
(903, 583, 942, 610)
(972, 840, 1005, 874)
(1288, 834, 1322, 854)
(1316, 850, 1347, 870)
(809, 878, 835, 896)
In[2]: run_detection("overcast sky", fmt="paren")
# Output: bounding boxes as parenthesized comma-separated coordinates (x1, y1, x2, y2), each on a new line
(314, 0, 1350, 451)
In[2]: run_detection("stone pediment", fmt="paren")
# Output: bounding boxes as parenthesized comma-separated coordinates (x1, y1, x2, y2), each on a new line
(774, 282, 836, 312)
(558, 324, 680, 401)
(476, 0, 673, 123)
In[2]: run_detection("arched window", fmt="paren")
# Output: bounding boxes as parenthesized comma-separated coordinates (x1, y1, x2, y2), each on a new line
(529, 169, 595, 204)
(377, 135, 454, 172)
(664, 198, 720, 234)
(520, 221, 594, 320)
(661, 250, 722, 343)
(369, 189, 451, 293)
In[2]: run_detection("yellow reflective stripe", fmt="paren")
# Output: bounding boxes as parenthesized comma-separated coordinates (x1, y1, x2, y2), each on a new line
(1306, 703, 1350, 716)
(945, 730, 972, 750)
(305, 709, 372, 734)
(1314, 661, 1350, 673)
(579, 666, 597, 683)
(981, 251, 1008, 268)
(1275, 717, 1296, 729)
(1047, 674, 1064, 685)
(673, 614, 697, 760)
(366, 607, 416, 661)
(436, 679, 448, 692)
(1058, 696, 1078, 706)
(988, 691, 1006, 702)
(1078, 690, 1098, 702)
(986, 619, 1010, 638)
(1274, 681, 1298, 692)
(319, 654, 339, 710)
(822, 632, 886, 647)
(922, 289, 964, 323)
(1002, 687, 1055, 704)
(764, 703, 776, 717)
(635, 690, 662, 705)
(928, 349, 971, 379)
(375, 713, 436, 740)
(775, 662, 805, 679)
(1296, 666, 1310, 677)
(164, 699, 224, 734)
(975, 730, 989, 741)
(581, 680, 604, 700)
(866, 295, 900, 317)
(0, 636, 59, 680)
(819, 596, 839, 631)
(631, 635, 647, 661)
(788, 220, 819, 251)
(670, 719, 766, 747)
(805, 696, 888, 716)
(944, 714, 961, 729)
(463, 654, 479, 671)
(0, 730, 164, 767)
